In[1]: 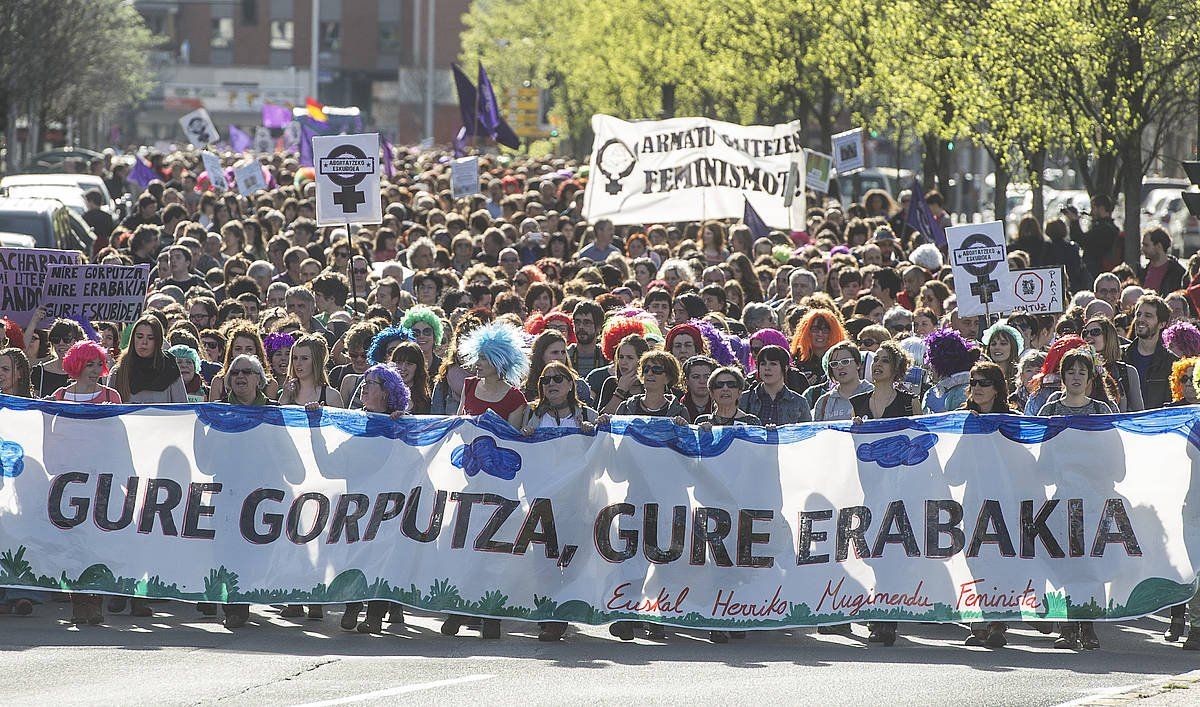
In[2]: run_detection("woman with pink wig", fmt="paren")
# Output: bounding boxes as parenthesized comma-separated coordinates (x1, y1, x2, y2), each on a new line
(52, 341, 121, 404)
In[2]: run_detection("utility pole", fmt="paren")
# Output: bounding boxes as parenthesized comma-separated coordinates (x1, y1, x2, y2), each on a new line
(309, 0, 320, 100)
(424, 0, 435, 142)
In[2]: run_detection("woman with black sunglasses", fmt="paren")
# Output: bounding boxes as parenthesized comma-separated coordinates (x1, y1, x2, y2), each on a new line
(30, 316, 84, 399)
(1080, 316, 1144, 412)
(694, 367, 760, 427)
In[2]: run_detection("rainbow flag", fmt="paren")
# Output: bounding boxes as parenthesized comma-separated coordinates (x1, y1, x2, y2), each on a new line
(305, 97, 328, 125)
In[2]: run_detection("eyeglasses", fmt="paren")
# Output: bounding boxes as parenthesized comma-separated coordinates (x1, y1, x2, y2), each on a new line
(229, 368, 258, 377)
(642, 365, 666, 375)
(857, 338, 878, 348)
(968, 379, 995, 388)
(540, 374, 568, 385)
(203, 341, 220, 350)
(1081, 327, 1104, 338)
(710, 380, 741, 390)
(50, 335, 76, 345)
(829, 358, 856, 369)
(412, 327, 434, 337)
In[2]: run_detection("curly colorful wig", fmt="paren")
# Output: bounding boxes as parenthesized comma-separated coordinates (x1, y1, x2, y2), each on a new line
(691, 318, 736, 365)
(367, 325, 415, 365)
(1163, 321, 1200, 358)
(167, 344, 201, 373)
(1171, 356, 1200, 402)
(263, 332, 295, 358)
(1041, 335, 1087, 376)
(923, 327, 982, 379)
(790, 310, 847, 362)
(62, 340, 110, 379)
(601, 317, 650, 362)
(1, 318, 24, 351)
(362, 363, 411, 414)
(400, 305, 444, 346)
(750, 328, 789, 350)
(460, 321, 530, 387)
(524, 310, 576, 344)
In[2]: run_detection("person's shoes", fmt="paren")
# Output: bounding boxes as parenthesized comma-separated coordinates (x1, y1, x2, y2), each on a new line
(307, 605, 324, 620)
(868, 624, 895, 645)
(70, 598, 89, 625)
(709, 630, 730, 644)
(356, 617, 383, 634)
(1182, 632, 1200, 650)
(984, 625, 1008, 648)
(538, 622, 567, 641)
(341, 603, 362, 631)
(106, 596, 127, 613)
(441, 615, 465, 636)
(129, 599, 153, 618)
(609, 621, 636, 641)
(480, 619, 501, 639)
(1054, 626, 1081, 650)
(1029, 622, 1055, 634)
(867, 628, 883, 643)
(818, 624, 853, 636)
(1167, 608, 1187, 642)
(1080, 623, 1100, 650)
(198, 603, 218, 616)
(879, 627, 896, 647)
(964, 631, 987, 647)
(279, 605, 305, 619)
(387, 606, 405, 625)
(644, 623, 666, 640)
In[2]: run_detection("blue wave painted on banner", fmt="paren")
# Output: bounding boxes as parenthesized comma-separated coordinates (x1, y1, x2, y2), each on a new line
(0, 436, 24, 478)
(451, 436, 522, 480)
(857, 433, 939, 468)
(2, 393, 1200, 459)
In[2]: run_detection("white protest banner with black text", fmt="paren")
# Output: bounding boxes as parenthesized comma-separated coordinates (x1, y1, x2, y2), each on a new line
(0, 401, 1195, 630)
(583, 114, 805, 229)
(947, 221, 1015, 316)
(0, 247, 82, 326)
(39, 264, 150, 323)
(313, 133, 382, 226)
(201, 152, 228, 192)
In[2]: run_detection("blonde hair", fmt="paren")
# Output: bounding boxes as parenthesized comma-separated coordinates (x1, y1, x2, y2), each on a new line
(286, 334, 330, 388)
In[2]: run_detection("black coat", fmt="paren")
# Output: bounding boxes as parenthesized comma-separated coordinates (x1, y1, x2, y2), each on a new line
(1122, 341, 1178, 409)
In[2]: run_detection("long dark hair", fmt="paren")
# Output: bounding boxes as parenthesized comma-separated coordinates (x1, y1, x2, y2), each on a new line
(525, 329, 570, 399)
(111, 314, 167, 401)
(963, 361, 1013, 413)
(390, 341, 431, 413)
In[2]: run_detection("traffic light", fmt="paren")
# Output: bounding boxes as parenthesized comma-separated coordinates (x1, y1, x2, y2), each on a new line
(1182, 161, 1200, 217)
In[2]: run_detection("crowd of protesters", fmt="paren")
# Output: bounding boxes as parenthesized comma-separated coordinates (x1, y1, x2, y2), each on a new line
(2, 146, 1199, 649)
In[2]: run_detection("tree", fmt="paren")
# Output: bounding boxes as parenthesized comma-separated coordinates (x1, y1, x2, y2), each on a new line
(0, 0, 158, 170)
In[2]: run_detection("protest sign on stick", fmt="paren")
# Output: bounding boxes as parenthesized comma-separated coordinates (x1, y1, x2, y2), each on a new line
(40, 263, 150, 323)
(0, 247, 82, 326)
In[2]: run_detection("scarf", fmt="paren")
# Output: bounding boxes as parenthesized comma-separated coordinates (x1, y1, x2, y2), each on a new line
(128, 351, 182, 395)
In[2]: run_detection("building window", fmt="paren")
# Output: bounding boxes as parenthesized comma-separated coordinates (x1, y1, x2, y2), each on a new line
(319, 21, 340, 52)
(211, 17, 234, 48)
(270, 19, 294, 50)
(379, 22, 404, 54)
(242, 0, 258, 24)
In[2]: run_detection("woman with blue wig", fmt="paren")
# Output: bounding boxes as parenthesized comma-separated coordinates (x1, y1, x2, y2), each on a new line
(443, 321, 529, 640)
(342, 364, 411, 635)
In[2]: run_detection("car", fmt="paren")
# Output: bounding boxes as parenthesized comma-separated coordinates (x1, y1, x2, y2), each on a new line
(0, 231, 36, 249)
(0, 173, 116, 214)
(0, 184, 88, 216)
(1170, 190, 1200, 255)
(22, 147, 104, 174)
(0, 197, 94, 253)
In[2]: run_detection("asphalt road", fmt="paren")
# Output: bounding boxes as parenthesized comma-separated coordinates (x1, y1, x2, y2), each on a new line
(1, 601, 1198, 706)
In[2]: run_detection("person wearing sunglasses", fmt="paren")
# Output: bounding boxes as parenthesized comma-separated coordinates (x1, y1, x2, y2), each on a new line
(814, 341, 872, 422)
(694, 367, 759, 428)
(400, 305, 445, 375)
(514, 360, 599, 437)
(1081, 316, 1143, 412)
(30, 317, 84, 398)
(610, 351, 686, 420)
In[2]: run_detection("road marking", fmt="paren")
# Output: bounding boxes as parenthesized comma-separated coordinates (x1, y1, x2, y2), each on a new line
(288, 674, 495, 707)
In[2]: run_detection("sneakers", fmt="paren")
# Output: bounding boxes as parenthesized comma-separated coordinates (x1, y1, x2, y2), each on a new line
(441, 615, 465, 636)
(984, 625, 1008, 648)
(609, 621, 636, 641)
(1079, 623, 1100, 650)
(1054, 625, 1081, 650)
(1167, 606, 1187, 642)
(341, 603, 362, 631)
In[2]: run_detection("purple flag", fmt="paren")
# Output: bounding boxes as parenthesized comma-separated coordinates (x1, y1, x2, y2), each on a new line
(127, 155, 156, 189)
(380, 137, 395, 178)
(261, 102, 292, 129)
(477, 63, 520, 149)
(229, 125, 252, 153)
(453, 64, 479, 134)
(298, 117, 316, 166)
(743, 198, 771, 239)
(905, 178, 947, 248)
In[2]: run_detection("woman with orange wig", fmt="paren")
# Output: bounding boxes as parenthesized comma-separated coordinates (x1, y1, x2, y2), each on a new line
(790, 309, 847, 384)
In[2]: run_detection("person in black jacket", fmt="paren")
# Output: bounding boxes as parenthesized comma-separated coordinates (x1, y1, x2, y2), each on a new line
(1139, 226, 1187, 295)
(1043, 219, 1086, 293)
(1065, 195, 1119, 278)
(1122, 294, 1178, 409)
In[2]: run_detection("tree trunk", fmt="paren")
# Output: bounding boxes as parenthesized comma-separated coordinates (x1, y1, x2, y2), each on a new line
(1122, 135, 1143, 266)
(992, 152, 1009, 224)
(1030, 149, 1046, 225)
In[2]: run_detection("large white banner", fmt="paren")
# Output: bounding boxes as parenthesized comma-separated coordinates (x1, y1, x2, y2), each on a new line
(313, 133, 382, 226)
(1, 397, 1197, 629)
(583, 115, 806, 229)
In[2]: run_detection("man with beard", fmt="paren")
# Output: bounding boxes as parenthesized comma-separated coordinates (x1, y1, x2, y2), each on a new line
(568, 301, 606, 378)
(1122, 293, 1177, 409)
